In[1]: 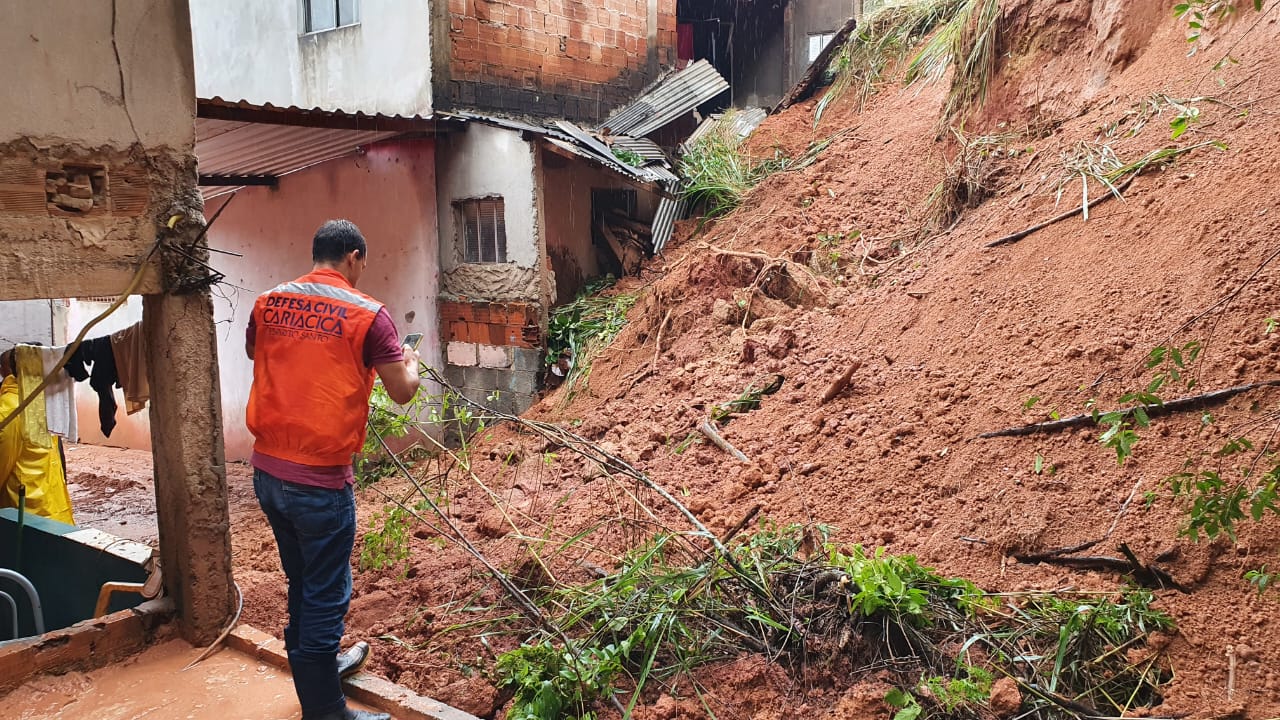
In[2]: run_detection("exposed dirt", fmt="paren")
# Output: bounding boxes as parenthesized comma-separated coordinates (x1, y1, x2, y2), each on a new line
(254, 1, 1280, 716)
(60, 1, 1280, 718)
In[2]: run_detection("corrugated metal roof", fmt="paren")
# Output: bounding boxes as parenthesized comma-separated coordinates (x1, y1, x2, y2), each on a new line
(597, 60, 730, 137)
(195, 117, 399, 197)
(442, 111, 676, 186)
(610, 136, 668, 163)
(198, 96, 442, 131)
(438, 110, 569, 141)
(681, 108, 769, 152)
(194, 97, 456, 198)
(651, 179, 690, 255)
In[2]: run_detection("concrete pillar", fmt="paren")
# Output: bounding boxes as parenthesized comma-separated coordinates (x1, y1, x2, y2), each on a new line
(143, 286, 233, 644)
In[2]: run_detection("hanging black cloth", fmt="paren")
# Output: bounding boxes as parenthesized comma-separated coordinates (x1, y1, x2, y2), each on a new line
(64, 337, 119, 437)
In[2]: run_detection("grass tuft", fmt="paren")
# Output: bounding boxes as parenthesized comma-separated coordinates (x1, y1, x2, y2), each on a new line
(494, 523, 1175, 720)
(817, 0, 966, 124)
(547, 276, 638, 405)
(678, 112, 790, 219)
(816, 0, 1001, 128)
(923, 127, 1013, 235)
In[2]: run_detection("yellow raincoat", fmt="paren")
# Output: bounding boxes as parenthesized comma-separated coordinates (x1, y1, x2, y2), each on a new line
(0, 375, 74, 524)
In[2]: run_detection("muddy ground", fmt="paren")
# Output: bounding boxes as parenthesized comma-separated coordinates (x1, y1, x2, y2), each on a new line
(62, 0, 1280, 718)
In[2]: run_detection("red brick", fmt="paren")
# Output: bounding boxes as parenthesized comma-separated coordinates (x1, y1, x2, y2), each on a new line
(452, 37, 475, 61)
(565, 38, 591, 59)
(545, 13, 570, 34)
(601, 46, 626, 68)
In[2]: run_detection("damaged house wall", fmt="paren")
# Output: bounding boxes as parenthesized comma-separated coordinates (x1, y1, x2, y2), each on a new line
(435, 123, 543, 415)
(434, 0, 678, 122)
(784, 0, 859, 89)
(0, 0, 233, 644)
(677, 0, 856, 110)
(539, 148, 659, 305)
(190, 0, 434, 115)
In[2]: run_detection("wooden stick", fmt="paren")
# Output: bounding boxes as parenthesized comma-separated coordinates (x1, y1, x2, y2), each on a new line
(985, 175, 1135, 248)
(699, 420, 750, 463)
(653, 309, 672, 370)
(979, 380, 1280, 438)
(773, 14, 859, 112)
(819, 359, 861, 404)
(721, 503, 763, 544)
(1227, 644, 1237, 702)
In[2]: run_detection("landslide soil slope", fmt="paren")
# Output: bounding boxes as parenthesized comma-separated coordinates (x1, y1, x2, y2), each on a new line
(230, 1, 1280, 717)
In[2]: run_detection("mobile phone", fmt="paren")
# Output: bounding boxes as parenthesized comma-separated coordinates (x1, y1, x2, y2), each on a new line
(403, 332, 424, 350)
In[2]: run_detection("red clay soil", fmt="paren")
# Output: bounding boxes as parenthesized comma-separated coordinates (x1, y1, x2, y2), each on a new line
(228, 1, 1280, 718)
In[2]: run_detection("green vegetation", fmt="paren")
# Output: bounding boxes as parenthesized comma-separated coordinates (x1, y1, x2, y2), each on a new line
(920, 664, 994, 713)
(1176, 0, 1263, 48)
(547, 276, 638, 403)
(907, 0, 1001, 128)
(678, 113, 791, 218)
(359, 503, 415, 575)
(610, 148, 645, 167)
(1168, 436, 1280, 541)
(817, 0, 968, 123)
(356, 384, 429, 486)
(816, 0, 1000, 127)
(492, 523, 1174, 719)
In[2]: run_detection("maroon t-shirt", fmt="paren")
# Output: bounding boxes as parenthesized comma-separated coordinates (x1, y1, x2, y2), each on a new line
(247, 307, 404, 488)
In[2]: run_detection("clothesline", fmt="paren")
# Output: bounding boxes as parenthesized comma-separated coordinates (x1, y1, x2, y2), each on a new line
(8, 321, 150, 444)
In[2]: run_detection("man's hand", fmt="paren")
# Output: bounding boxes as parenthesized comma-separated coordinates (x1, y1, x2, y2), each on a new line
(375, 344, 422, 405)
(401, 343, 421, 373)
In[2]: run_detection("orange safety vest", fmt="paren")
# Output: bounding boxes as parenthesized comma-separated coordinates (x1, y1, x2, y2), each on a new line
(247, 269, 382, 466)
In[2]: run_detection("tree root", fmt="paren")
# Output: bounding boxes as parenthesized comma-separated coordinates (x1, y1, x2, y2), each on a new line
(1013, 542, 1188, 593)
(985, 175, 1136, 248)
(980, 380, 1280, 438)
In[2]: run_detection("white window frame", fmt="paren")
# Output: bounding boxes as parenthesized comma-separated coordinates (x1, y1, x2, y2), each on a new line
(457, 197, 508, 264)
(300, 0, 360, 35)
(808, 32, 836, 62)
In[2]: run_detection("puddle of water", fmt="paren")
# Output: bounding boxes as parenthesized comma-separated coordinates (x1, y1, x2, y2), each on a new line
(6, 639, 333, 720)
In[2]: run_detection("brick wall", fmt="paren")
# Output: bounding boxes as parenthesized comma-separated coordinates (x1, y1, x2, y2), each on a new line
(439, 299, 541, 347)
(443, 0, 677, 123)
(439, 299, 544, 417)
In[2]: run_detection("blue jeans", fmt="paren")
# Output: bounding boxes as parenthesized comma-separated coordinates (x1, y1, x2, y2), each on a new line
(254, 469, 356, 719)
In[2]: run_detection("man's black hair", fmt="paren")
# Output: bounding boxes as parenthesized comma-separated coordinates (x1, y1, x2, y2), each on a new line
(312, 219, 367, 264)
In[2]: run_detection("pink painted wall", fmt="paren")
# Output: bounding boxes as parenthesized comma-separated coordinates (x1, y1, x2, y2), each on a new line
(70, 138, 441, 461)
(66, 296, 151, 452)
(209, 137, 440, 461)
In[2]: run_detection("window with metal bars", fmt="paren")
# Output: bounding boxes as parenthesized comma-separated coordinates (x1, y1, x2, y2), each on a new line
(302, 0, 359, 33)
(458, 197, 508, 264)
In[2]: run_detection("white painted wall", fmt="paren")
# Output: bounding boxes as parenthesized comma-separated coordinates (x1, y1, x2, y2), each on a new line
(3, 0, 196, 149)
(0, 301, 55, 351)
(189, 0, 434, 116)
(436, 124, 539, 271)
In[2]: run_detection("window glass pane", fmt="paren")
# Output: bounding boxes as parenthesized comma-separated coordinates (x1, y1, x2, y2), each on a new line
(808, 33, 834, 62)
(460, 197, 506, 264)
(462, 203, 480, 262)
(337, 0, 358, 26)
(480, 200, 497, 263)
(307, 0, 337, 32)
(494, 200, 507, 263)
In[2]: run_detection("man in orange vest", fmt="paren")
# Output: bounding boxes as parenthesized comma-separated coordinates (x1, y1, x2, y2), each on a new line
(246, 219, 421, 720)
